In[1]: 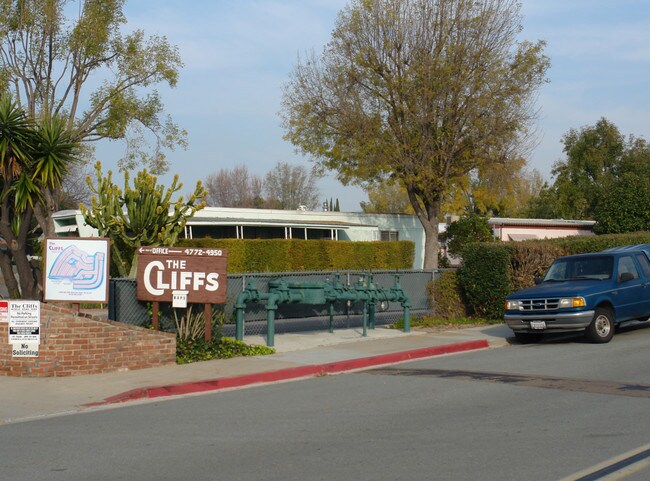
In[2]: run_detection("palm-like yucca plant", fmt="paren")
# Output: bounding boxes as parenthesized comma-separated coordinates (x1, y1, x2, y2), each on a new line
(0, 95, 39, 298)
(0, 96, 32, 183)
(30, 115, 82, 238)
(0, 95, 81, 299)
(32, 116, 80, 189)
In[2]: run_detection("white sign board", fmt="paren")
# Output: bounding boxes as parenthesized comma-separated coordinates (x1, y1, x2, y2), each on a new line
(43, 238, 110, 303)
(9, 301, 41, 357)
(12, 341, 40, 358)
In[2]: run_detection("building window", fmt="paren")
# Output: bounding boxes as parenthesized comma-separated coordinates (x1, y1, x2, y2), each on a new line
(380, 231, 399, 241)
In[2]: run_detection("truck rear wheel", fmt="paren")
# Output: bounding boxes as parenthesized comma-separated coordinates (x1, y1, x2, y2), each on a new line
(585, 307, 615, 343)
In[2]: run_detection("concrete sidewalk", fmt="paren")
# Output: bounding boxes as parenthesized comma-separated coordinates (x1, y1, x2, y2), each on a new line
(0, 324, 512, 425)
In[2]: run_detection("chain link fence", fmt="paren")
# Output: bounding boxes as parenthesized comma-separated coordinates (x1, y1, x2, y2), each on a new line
(108, 270, 436, 338)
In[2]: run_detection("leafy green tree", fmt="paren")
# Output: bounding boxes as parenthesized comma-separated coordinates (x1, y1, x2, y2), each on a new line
(81, 162, 207, 277)
(526, 118, 650, 229)
(440, 213, 494, 257)
(0, 0, 185, 238)
(593, 174, 650, 233)
(595, 130, 650, 233)
(0, 95, 81, 299)
(281, 0, 549, 268)
(540, 118, 625, 219)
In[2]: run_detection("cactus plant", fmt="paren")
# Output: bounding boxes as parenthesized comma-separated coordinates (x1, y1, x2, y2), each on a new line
(81, 162, 207, 277)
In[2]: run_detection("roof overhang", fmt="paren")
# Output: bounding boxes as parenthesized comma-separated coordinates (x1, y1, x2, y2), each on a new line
(489, 217, 596, 228)
(186, 217, 376, 230)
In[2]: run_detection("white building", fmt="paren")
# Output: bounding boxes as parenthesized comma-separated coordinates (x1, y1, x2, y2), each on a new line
(52, 208, 427, 269)
(489, 218, 596, 241)
(52, 208, 597, 270)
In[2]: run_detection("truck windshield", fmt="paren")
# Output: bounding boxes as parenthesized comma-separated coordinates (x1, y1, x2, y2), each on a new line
(543, 256, 614, 281)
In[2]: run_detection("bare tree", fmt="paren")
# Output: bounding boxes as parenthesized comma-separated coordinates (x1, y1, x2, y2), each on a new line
(204, 165, 264, 207)
(59, 162, 93, 210)
(264, 162, 320, 210)
(281, 0, 549, 268)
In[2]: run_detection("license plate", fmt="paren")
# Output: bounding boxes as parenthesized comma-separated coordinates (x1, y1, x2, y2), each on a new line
(530, 321, 546, 330)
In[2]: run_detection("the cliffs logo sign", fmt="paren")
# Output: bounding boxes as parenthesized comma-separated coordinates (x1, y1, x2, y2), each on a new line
(136, 247, 228, 304)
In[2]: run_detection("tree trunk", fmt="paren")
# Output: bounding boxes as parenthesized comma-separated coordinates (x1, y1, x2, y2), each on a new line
(1, 205, 42, 300)
(408, 190, 441, 271)
(33, 187, 59, 239)
(421, 219, 440, 270)
(11, 238, 40, 300)
(0, 251, 20, 298)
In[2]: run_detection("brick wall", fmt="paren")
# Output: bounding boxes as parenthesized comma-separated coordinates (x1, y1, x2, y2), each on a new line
(1, 303, 176, 377)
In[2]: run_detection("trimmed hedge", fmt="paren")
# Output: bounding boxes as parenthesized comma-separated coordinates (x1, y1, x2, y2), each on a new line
(548, 231, 650, 255)
(505, 241, 565, 291)
(176, 238, 415, 272)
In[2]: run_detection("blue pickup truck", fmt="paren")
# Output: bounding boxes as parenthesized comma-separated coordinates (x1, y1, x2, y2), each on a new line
(504, 244, 650, 343)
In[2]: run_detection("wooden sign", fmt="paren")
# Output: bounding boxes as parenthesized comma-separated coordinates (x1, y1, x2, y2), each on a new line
(136, 247, 228, 304)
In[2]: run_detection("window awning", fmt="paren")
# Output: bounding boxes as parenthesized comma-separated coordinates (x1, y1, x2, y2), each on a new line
(508, 233, 538, 241)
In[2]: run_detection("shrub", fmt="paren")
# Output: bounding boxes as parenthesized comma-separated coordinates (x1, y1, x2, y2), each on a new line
(440, 213, 494, 256)
(173, 305, 225, 342)
(430, 270, 468, 319)
(550, 231, 650, 255)
(177, 238, 414, 272)
(506, 241, 566, 291)
(458, 243, 510, 319)
(177, 337, 275, 364)
(172, 305, 274, 364)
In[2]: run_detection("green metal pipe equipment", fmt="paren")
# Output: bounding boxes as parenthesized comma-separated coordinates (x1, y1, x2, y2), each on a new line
(234, 273, 411, 347)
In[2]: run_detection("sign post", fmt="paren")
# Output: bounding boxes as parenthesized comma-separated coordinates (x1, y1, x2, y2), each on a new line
(136, 247, 228, 341)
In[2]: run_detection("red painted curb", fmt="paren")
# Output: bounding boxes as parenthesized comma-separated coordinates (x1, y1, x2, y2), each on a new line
(87, 340, 489, 407)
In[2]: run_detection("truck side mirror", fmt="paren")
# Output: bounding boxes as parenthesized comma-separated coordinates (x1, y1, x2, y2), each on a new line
(534, 276, 543, 285)
(619, 272, 635, 283)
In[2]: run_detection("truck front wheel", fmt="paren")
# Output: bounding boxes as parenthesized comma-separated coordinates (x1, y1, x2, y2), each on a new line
(585, 308, 615, 343)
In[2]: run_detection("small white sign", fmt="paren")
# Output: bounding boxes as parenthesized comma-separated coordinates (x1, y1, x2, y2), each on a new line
(172, 290, 189, 308)
(9, 300, 41, 344)
(11, 341, 39, 357)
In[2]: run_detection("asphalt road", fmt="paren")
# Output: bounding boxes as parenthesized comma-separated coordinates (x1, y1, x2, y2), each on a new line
(2, 326, 650, 481)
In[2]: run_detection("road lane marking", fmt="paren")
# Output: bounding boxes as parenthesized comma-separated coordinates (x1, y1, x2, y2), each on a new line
(364, 368, 650, 398)
(558, 444, 650, 480)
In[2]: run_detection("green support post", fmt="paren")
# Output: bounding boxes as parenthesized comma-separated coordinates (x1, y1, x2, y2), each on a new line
(266, 301, 277, 347)
(235, 307, 244, 341)
(403, 305, 411, 333)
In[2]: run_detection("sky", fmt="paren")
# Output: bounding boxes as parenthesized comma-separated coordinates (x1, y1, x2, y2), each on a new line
(94, 0, 650, 212)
